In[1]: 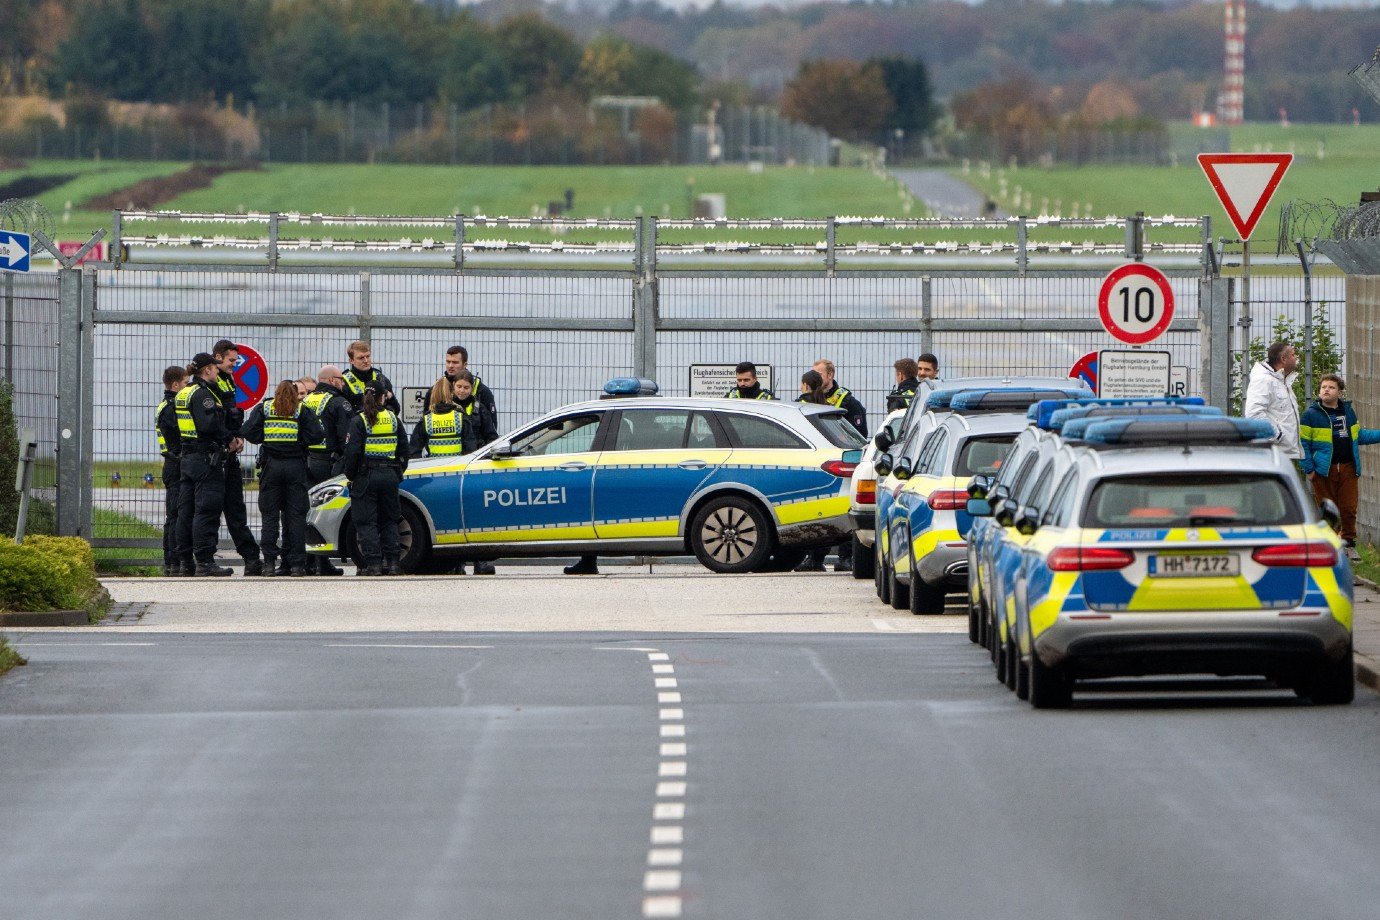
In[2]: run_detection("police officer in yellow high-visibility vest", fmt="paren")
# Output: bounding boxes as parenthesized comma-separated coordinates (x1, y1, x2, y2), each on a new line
(156, 364, 190, 575)
(342, 384, 410, 576)
(174, 353, 236, 576)
(409, 378, 479, 458)
(244, 380, 325, 576)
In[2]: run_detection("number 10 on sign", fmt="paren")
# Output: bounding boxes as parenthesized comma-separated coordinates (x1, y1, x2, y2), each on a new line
(1097, 263, 1175, 346)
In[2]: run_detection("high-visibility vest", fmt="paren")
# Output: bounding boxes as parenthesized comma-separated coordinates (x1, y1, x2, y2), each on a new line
(156, 398, 170, 456)
(728, 388, 774, 400)
(174, 383, 203, 441)
(214, 373, 237, 405)
(424, 410, 464, 455)
(363, 410, 401, 458)
(343, 368, 372, 398)
(263, 404, 302, 443)
(303, 391, 334, 451)
(825, 386, 851, 409)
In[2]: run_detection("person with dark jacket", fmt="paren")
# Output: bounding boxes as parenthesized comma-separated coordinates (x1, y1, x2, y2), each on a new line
(424, 372, 498, 575)
(1299, 373, 1380, 556)
(444, 345, 497, 420)
(452, 370, 499, 447)
(886, 358, 922, 413)
(174, 353, 236, 576)
(342, 385, 410, 576)
(341, 339, 401, 414)
(244, 380, 325, 576)
(156, 365, 190, 575)
(210, 339, 263, 575)
(797, 369, 851, 573)
(727, 361, 775, 400)
(812, 358, 868, 437)
(300, 365, 354, 574)
(411, 377, 479, 458)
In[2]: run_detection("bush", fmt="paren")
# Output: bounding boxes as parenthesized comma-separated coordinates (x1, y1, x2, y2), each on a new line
(1232, 303, 1344, 415)
(0, 535, 111, 620)
(0, 636, 24, 676)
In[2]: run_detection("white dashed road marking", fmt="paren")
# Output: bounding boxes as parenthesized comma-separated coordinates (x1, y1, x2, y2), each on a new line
(637, 649, 692, 918)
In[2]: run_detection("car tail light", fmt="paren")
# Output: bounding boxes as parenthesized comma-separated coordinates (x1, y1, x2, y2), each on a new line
(1047, 546, 1135, 571)
(856, 480, 876, 505)
(1252, 542, 1338, 567)
(928, 490, 968, 511)
(822, 459, 858, 478)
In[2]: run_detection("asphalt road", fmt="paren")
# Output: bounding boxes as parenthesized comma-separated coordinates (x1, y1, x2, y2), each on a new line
(4, 619, 1379, 920)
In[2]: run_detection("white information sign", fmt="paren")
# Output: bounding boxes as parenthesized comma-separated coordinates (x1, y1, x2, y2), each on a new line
(1169, 365, 1189, 398)
(401, 386, 430, 425)
(689, 364, 773, 399)
(1097, 350, 1172, 399)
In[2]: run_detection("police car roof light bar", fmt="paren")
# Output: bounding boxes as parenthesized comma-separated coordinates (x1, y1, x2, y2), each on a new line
(602, 377, 660, 398)
(948, 388, 1089, 414)
(1079, 416, 1275, 448)
(1048, 404, 1223, 434)
(1028, 396, 1205, 427)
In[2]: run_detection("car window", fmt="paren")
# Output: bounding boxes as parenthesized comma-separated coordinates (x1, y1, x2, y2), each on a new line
(687, 412, 723, 450)
(1044, 471, 1078, 526)
(1003, 452, 1039, 496)
(611, 409, 693, 451)
(807, 413, 865, 448)
(719, 412, 808, 449)
(916, 430, 948, 475)
(899, 420, 932, 463)
(1024, 466, 1055, 514)
(1015, 455, 1054, 506)
(1081, 474, 1300, 528)
(954, 435, 1016, 477)
(510, 413, 602, 457)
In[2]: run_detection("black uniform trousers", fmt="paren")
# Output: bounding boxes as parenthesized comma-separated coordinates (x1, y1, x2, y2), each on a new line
(180, 450, 227, 564)
(222, 456, 261, 561)
(258, 457, 309, 567)
(161, 456, 185, 567)
(352, 463, 402, 567)
(306, 453, 338, 490)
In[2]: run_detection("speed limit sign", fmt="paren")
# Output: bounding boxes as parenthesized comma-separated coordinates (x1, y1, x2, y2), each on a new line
(1097, 263, 1175, 345)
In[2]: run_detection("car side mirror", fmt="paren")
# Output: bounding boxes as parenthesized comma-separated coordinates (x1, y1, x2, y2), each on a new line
(873, 429, 894, 451)
(489, 439, 516, 460)
(892, 458, 912, 481)
(1015, 507, 1040, 536)
(967, 474, 993, 500)
(1320, 499, 1342, 533)
(993, 498, 1017, 528)
(874, 452, 893, 478)
(966, 498, 992, 517)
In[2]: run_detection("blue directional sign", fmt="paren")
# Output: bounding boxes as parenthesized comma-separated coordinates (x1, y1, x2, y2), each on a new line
(0, 230, 31, 273)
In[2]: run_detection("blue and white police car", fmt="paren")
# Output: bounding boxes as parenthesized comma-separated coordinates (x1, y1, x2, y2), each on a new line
(306, 379, 865, 574)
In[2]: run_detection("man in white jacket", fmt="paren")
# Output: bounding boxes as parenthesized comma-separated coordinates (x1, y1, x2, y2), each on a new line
(1244, 341, 1302, 459)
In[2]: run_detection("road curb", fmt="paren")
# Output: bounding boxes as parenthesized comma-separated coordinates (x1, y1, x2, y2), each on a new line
(0, 609, 88, 627)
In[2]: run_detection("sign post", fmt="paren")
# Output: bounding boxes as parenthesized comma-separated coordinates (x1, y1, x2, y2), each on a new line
(1197, 153, 1294, 398)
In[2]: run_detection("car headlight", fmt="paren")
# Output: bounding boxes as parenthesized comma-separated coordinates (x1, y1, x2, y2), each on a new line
(310, 483, 346, 508)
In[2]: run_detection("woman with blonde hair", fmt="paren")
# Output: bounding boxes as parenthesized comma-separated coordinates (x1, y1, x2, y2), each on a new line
(244, 379, 325, 576)
(410, 376, 477, 458)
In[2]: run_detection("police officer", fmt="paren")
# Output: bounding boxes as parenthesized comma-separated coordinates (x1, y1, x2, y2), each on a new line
(886, 358, 921, 413)
(452, 370, 499, 447)
(727, 361, 775, 400)
(812, 358, 868, 437)
(342, 384, 410, 576)
(210, 339, 263, 575)
(341, 340, 400, 413)
(917, 352, 940, 381)
(444, 345, 497, 420)
(174, 353, 234, 576)
(797, 369, 851, 574)
(303, 365, 354, 575)
(156, 364, 191, 576)
(410, 377, 478, 458)
(244, 380, 325, 577)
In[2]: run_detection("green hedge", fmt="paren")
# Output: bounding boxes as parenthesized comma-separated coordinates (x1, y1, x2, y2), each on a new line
(0, 535, 111, 621)
(0, 636, 24, 676)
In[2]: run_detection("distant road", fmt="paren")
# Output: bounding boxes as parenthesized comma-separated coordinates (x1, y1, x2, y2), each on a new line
(893, 168, 1001, 219)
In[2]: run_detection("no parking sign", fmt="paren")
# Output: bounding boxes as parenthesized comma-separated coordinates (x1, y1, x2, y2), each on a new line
(231, 343, 269, 410)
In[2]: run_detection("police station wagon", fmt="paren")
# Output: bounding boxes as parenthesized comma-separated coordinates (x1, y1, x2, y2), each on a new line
(306, 388, 864, 574)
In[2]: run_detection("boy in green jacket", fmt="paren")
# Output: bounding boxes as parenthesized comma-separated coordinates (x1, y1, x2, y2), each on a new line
(1299, 374, 1380, 557)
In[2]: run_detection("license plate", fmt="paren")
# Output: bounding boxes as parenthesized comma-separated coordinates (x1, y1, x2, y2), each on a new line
(1148, 553, 1240, 577)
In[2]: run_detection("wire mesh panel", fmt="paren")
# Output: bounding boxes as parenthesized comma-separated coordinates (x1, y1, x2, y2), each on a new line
(99, 268, 365, 316)
(1, 272, 59, 500)
(369, 272, 631, 322)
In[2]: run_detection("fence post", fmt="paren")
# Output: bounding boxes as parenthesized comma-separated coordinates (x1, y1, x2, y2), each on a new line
(110, 210, 123, 268)
(268, 211, 280, 271)
(55, 267, 87, 537)
(79, 268, 95, 534)
(1199, 276, 1232, 412)
(358, 272, 372, 343)
(453, 215, 465, 272)
(825, 217, 836, 275)
(1016, 217, 1028, 276)
(920, 275, 934, 356)
(633, 217, 657, 381)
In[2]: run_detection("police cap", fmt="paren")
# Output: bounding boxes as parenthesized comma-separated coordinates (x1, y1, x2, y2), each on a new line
(190, 353, 216, 371)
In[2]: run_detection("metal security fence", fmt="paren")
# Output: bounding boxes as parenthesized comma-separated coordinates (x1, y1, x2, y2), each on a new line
(1, 272, 60, 504)
(34, 212, 1282, 561)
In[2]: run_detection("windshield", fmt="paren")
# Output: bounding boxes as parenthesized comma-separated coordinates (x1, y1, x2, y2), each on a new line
(809, 413, 866, 449)
(1082, 473, 1301, 528)
(954, 435, 1017, 477)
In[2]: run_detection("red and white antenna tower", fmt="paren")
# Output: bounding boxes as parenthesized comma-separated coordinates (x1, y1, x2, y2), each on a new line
(1219, 0, 1246, 125)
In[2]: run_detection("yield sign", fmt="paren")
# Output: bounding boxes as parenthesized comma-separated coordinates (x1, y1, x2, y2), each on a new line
(1197, 153, 1293, 240)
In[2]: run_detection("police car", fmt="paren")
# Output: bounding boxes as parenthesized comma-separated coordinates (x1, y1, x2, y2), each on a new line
(306, 379, 865, 574)
(847, 409, 905, 580)
(968, 415, 1354, 707)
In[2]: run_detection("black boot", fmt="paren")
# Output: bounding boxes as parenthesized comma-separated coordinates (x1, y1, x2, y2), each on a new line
(356, 564, 383, 577)
(318, 558, 345, 576)
(196, 561, 233, 577)
(473, 561, 496, 575)
(564, 556, 599, 575)
(384, 560, 405, 576)
(262, 558, 278, 578)
(243, 558, 264, 577)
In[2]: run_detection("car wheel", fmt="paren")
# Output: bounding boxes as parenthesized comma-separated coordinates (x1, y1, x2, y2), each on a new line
(967, 593, 981, 643)
(691, 496, 773, 574)
(851, 534, 874, 580)
(1028, 649, 1073, 709)
(908, 546, 948, 616)
(1014, 651, 1030, 701)
(889, 537, 910, 611)
(397, 502, 431, 574)
(343, 519, 364, 569)
(875, 541, 889, 602)
(1003, 638, 1019, 691)
(995, 633, 1009, 685)
(1304, 647, 1355, 705)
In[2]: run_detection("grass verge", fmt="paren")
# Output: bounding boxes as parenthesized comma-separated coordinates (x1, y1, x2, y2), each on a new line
(1352, 542, 1380, 587)
(0, 636, 25, 677)
(92, 507, 162, 575)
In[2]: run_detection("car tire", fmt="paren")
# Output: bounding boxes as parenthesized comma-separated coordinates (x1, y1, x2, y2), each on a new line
(967, 593, 982, 643)
(908, 546, 948, 616)
(1014, 651, 1030, 701)
(995, 633, 1009, 685)
(1003, 638, 1018, 691)
(691, 496, 773, 574)
(1028, 649, 1073, 709)
(1304, 647, 1355, 705)
(397, 502, 431, 574)
(851, 534, 874, 580)
(875, 542, 889, 603)
(889, 536, 910, 611)
(758, 548, 806, 573)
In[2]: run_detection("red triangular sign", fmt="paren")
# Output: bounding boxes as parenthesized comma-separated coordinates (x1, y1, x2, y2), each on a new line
(1197, 153, 1294, 240)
